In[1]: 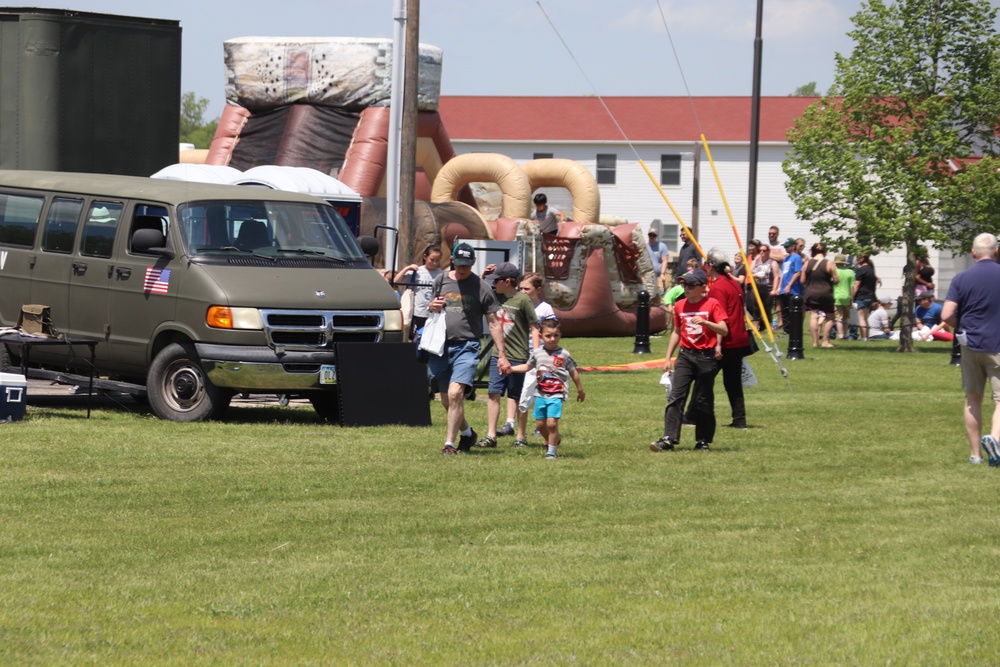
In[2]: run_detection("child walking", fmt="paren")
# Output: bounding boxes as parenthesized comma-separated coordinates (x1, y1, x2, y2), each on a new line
(511, 319, 585, 458)
(650, 267, 729, 452)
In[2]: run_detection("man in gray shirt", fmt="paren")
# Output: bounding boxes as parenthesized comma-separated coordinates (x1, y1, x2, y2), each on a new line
(428, 242, 509, 454)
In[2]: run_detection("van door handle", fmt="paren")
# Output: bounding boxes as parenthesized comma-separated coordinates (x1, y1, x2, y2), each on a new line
(72, 261, 88, 274)
(116, 267, 132, 279)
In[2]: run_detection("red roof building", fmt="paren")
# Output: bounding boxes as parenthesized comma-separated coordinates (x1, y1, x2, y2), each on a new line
(438, 96, 819, 144)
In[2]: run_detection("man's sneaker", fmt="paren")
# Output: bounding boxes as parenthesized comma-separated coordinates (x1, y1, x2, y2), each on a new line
(650, 437, 675, 452)
(442, 445, 458, 455)
(497, 422, 515, 437)
(512, 438, 528, 449)
(457, 429, 477, 452)
(981, 435, 1000, 466)
(727, 422, 749, 430)
(970, 455, 983, 465)
(545, 451, 558, 459)
(694, 441, 711, 451)
(475, 435, 497, 448)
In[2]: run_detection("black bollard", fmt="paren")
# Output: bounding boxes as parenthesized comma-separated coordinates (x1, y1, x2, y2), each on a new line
(633, 290, 652, 354)
(786, 294, 805, 360)
(950, 336, 962, 366)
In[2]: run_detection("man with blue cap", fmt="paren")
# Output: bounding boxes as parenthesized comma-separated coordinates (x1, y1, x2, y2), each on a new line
(427, 242, 510, 455)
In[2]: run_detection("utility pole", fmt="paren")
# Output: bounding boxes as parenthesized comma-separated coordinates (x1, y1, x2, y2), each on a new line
(399, 0, 419, 268)
(747, 0, 764, 245)
(386, 0, 405, 272)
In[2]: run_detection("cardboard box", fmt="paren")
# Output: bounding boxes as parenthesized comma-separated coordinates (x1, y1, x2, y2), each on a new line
(0, 372, 27, 422)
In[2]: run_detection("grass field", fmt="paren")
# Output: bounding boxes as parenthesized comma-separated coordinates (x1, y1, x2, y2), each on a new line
(1, 336, 998, 665)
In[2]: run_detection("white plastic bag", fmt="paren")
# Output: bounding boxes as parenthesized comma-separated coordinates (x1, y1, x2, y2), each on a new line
(660, 371, 672, 397)
(741, 359, 758, 387)
(418, 311, 447, 357)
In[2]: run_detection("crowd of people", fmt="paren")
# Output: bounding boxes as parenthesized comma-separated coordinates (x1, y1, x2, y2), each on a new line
(387, 224, 977, 462)
(393, 243, 583, 459)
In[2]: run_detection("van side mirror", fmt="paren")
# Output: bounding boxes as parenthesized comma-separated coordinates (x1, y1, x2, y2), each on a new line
(132, 228, 173, 257)
(358, 235, 380, 258)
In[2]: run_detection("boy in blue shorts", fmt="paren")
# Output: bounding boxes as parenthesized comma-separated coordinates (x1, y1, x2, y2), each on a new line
(511, 319, 585, 458)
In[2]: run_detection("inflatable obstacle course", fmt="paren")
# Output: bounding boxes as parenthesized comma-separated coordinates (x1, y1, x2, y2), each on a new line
(204, 37, 666, 335)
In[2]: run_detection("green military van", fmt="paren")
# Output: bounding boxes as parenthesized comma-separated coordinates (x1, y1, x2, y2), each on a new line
(0, 170, 402, 422)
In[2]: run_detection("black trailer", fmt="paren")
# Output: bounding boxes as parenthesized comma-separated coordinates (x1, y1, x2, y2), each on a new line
(0, 8, 181, 176)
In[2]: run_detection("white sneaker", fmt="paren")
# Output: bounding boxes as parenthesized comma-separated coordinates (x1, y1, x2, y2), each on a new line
(970, 455, 983, 464)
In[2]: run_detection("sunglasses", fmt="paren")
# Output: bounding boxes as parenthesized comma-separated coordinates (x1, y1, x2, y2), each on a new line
(682, 283, 704, 289)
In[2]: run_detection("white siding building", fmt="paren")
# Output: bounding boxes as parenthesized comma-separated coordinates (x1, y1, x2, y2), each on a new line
(439, 96, 968, 301)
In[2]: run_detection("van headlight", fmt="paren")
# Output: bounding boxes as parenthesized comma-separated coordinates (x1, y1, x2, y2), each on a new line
(207, 306, 264, 330)
(383, 309, 403, 331)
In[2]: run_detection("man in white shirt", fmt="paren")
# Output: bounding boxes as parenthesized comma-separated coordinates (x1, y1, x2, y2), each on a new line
(867, 296, 892, 338)
(766, 225, 787, 263)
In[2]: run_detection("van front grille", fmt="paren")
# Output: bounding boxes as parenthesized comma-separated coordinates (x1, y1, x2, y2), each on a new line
(260, 309, 384, 350)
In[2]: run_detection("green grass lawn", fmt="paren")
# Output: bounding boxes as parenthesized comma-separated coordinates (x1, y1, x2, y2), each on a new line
(2, 337, 998, 665)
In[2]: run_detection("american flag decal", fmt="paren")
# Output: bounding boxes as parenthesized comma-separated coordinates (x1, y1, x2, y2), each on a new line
(144, 267, 171, 295)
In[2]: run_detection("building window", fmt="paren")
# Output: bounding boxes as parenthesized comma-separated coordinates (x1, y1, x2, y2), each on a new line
(662, 223, 680, 253)
(660, 155, 681, 186)
(596, 154, 617, 185)
(533, 152, 553, 160)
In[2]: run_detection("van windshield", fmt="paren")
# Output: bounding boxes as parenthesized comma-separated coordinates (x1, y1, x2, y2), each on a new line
(177, 200, 367, 262)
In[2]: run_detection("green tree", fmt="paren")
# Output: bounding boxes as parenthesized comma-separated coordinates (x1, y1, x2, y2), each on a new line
(791, 82, 819, 96)
(782, 0, 1000, 351)
(179, 91, 219, 149)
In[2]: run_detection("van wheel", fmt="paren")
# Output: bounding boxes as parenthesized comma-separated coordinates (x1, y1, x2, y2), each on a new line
(147, 343, 232, 422)
(309, 389, 341, 424)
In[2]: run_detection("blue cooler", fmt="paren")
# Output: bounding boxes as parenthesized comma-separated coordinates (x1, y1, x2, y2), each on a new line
(0, 372, 27, 422)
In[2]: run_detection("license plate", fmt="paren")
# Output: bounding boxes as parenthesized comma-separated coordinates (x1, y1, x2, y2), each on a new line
(319, 365, 337, 384)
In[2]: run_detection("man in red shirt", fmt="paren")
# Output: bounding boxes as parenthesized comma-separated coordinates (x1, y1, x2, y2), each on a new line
(705, 248, 752, 429)
(651, 268, 729, 452)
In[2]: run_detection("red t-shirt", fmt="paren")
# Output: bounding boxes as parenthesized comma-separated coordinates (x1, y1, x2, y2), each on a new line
(673, 296, 727, 350)
(707, 274, 750, 349)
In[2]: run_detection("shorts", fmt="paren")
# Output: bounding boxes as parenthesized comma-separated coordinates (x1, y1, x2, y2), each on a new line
(854, 297, 873, 311)
(960, 348, 1000, 401)
(487, 356, 526, 397)
(533, 395, 564, 420)
(428, 339, 481, 389)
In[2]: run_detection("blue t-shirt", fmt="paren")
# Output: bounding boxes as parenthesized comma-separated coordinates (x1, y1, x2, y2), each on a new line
(915, 301, 942, 327)
(945, 258, 1000, 352)
(781, 253, 803, 295)
(648, 241, 669, 275)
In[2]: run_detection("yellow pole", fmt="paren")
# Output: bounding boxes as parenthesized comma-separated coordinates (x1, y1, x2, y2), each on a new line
(699, 134, 776, 344)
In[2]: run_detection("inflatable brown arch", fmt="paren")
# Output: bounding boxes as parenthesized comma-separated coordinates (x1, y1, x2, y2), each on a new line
(433, 154, 667, 336)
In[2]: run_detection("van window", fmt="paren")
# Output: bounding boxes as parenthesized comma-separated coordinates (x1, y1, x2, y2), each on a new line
(80, 201, 124, 258)
(0, 192, 45, 247)
(41, 198, 84, 253)
(128, 205, 170, 255)
(178, 200, 366, 262)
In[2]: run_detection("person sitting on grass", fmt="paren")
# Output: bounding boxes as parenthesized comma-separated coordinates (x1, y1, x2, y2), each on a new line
(510, 319, 585, 459)
(867, 296, 893, 339)
(915, 292, 954, 342)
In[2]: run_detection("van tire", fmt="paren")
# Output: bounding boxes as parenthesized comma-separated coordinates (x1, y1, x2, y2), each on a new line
(147, 342, 232, 422)
(309, 389, 341, 424)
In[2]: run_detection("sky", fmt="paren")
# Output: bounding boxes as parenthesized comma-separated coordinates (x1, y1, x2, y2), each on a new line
(19, 0, 1000, 120)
